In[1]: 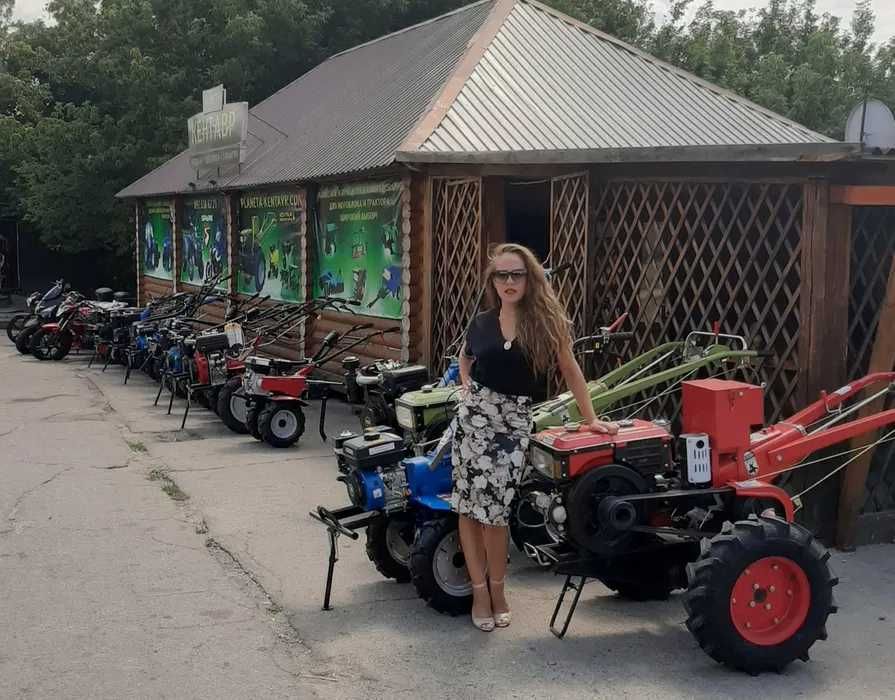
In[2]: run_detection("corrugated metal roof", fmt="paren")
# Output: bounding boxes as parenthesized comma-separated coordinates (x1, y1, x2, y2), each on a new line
(416, 0, 835, 154)
(118, 1, 494, 198)
(120, 0, 846, 199)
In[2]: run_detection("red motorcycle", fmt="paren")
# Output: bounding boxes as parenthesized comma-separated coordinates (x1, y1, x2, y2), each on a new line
(30, 295, 102, 361)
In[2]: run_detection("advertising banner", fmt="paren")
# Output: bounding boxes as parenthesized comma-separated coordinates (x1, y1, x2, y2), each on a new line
(181, 196, 228, 288)
(236, 191, 302, 302)
(313, 180, 403, 319)
(142, 201, 174, 281)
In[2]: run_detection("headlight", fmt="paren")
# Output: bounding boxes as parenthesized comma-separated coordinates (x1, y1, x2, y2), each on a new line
(530, 445, 561, 480)
(395, 403, 416, 430)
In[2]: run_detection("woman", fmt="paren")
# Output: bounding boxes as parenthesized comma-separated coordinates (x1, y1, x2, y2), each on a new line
(453, 243, 619, 632)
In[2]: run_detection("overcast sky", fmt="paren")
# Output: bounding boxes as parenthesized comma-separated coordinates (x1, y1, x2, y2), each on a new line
(11, 0, 895, 44)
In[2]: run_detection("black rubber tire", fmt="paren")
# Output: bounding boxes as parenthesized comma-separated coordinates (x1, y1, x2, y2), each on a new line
(207, 386, 221, 415)
(258, 402, 305, 448)
(50, 330, 74, 360)
(31, 328, 71, 361)
(366, 514, 413, 582)
(683, 516, 838, 674)
(16, 325, 38, 354)
(409, 516, 472, 616)
(217, 376, 249, 434)
(6, 313, 29, 343)
(509, 479, 554, 565)
(245, 401, 264, 441)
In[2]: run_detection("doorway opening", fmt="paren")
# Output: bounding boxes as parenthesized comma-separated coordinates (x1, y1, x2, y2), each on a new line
(505, 179, 549, 263)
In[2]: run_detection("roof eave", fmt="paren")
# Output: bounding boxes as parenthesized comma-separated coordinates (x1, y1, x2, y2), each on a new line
(396, 143, 861, 165)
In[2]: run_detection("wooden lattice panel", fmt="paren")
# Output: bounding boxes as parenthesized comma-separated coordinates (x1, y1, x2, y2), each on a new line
(847, 207, 895, 380)
(846, 206, 895, 514)
(430, 177, 482, 373)
(589, 181, 803, 423)
(550, 173, 590, 335)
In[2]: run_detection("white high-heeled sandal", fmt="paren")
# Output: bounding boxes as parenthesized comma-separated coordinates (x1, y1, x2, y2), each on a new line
(471, 582, 495, 632)
(490, 578, 511, 628)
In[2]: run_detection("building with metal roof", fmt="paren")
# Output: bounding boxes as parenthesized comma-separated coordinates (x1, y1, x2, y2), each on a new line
(122, 0, 895, 546)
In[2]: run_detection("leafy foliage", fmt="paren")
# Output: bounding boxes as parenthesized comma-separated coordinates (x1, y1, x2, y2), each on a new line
(0, 0, 892, 258)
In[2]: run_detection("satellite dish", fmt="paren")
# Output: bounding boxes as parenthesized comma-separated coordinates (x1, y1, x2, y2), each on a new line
(845, 99, 895, 151)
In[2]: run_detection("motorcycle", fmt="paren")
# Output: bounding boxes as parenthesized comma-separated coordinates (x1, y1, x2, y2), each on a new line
(7, 278, 68, 345)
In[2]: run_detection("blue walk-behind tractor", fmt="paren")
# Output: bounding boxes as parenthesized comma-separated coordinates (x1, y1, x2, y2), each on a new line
(311, 425, 472, 615)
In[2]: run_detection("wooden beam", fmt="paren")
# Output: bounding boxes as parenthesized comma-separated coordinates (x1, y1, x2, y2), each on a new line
(831, 185, 895, 206)
(836, 253, 895, 549)
(397, 143, 859, 165)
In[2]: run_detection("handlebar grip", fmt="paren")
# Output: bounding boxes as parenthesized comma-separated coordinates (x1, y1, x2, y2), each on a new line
(607, 331, 634, 341)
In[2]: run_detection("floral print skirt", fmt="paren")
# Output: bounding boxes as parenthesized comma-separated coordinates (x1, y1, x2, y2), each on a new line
(450, 381, 532, 527)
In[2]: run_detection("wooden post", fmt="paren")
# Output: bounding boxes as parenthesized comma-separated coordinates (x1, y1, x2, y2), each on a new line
(798, 183, 851, 405)
(797, 183, 851, 540)
(836, 253, 895, 549)
(297, 187, 308, 357)
(482, 176, 506, 254)
(134, 202, 143, 306)
(411, 172, 434, 367)
(225, 193, 238, 299)
(171, 197, 182, 293)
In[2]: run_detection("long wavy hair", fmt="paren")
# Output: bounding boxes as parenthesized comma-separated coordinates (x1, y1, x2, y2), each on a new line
(484, 243, 572, 375)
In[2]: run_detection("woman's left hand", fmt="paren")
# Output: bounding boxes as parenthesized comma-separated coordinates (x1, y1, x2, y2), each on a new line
(586, 419, 619, 435)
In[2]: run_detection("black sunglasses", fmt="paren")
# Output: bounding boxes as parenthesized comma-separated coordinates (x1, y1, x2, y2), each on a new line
(492, 269, 528, 283)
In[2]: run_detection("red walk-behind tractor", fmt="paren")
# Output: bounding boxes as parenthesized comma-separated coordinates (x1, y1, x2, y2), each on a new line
(529, 372, 895, 674)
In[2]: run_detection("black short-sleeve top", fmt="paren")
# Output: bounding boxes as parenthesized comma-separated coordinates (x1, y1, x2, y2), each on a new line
(464, 310, 543, 398)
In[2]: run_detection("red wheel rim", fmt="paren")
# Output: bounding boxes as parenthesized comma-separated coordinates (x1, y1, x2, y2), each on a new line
(730, 556, 811, 646)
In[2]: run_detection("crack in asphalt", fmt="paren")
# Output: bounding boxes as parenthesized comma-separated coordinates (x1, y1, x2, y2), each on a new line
(7, 393, 80, 404)
(1, 466, 75, 536)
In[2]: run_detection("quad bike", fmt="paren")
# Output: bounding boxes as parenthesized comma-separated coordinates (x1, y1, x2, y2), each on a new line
(242, 321, 399, 448)
(517, 373, 895, 674)
(239, 214, 275, 293)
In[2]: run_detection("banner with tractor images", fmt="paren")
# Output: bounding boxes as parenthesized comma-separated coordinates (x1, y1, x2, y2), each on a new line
(181, 196, 228, 288)
(313, 180, 403, 319)
(236, 191, 302, 301)
(142, 200, 174, 281)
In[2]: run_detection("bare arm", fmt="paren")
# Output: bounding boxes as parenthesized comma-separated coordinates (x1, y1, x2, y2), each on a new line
(459, 342, 473, 389)
(557, 344, 618, 434)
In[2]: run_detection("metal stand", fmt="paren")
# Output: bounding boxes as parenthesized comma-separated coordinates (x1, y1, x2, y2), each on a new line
(308, 505, 375, 611)
(181, 383, 212, 430)
(549, 575, 589, 639)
